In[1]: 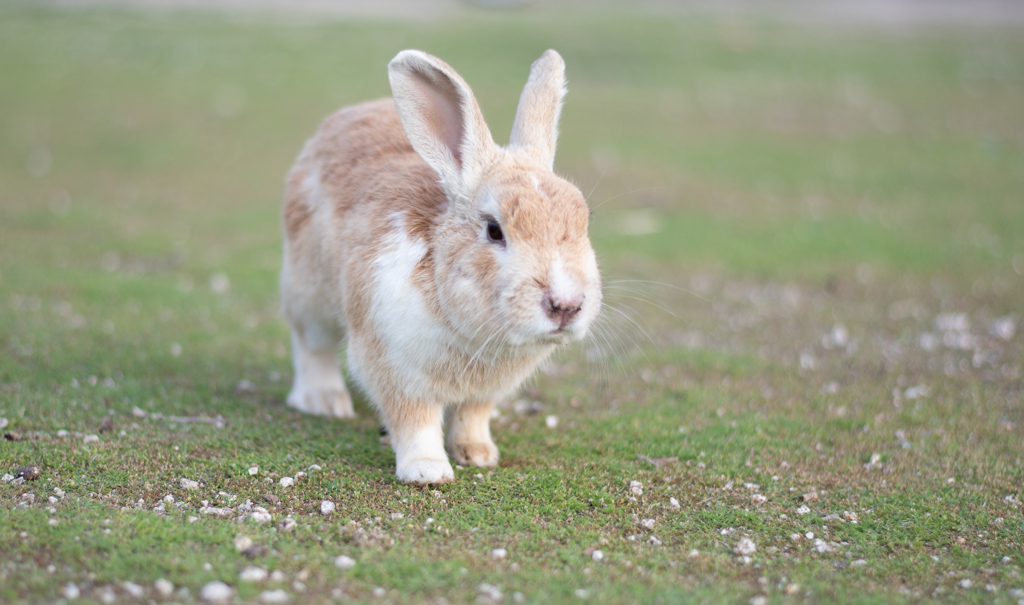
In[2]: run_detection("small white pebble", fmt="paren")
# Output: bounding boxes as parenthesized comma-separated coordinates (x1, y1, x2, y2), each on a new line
(54, 487, 65, 498)
(240, 566, 268, 582)
(49, 519, 59, 526)
(750, 596, 768, 605)
(163, 494, 175, 503)
(320, 501, 335, 516)
(790, 533, 801, 542)
(947, 477, 956, 484)
(688, 549, 700, 558)
(335, 555, 356, 570)
(390, 512, 404, 520)
(63, 582, 81, 600)
(203, 562, 213, 571)
(545, 415, 558, 428)
(750, 494, 767, 504)
(734, 537, 757, 556)
(248, 466, 259, 476)
(48, 496, 58, 505)
(805, 532, 815, 540)
(591, 550, 604, 562)
(308, 464, 322, 471)
(669, 497, 680, 509)
(235, 536, 253, 551)
(491, 548, 508, 560)
(98, 588, 116, 604)
(372, 586, 386, 598)
(180, 478, 200, 490)
(270, 570, 286, 582)
(796, 505, 811, 515)
(279, 517, 296, 531)
(259, 589, 290, 604)
(279, 477, 294, 488)
(83, 434, 99, 443)
(251, 509, 272, 524)
(478, 584, 501, 601)
(959, 579, 972, 589)
(851, 559, 867, 566)
(295, 471, 307, 481)
(629, 481, 643, 496)
(199, 580, 233, 603)
(154, 578, 174, 597)
(187, 516, 199, 523)
(123, 581, 144, 598)
(209, 273, 230, 294)
(574, 588, 589, 599)
(640, 518, 655, 530)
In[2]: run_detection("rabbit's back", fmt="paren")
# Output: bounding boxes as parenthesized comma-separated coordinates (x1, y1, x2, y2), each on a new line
(282, 99, 449, 327)
(284, 98, 445, 245)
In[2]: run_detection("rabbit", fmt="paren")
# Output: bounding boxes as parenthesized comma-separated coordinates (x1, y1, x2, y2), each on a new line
(279, 49, 601, 484)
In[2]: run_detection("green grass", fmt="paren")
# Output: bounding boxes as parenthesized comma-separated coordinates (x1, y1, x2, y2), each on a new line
(2, 3, 1024, 604)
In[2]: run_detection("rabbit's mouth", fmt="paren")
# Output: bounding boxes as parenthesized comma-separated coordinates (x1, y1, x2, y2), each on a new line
(542, 324, 584, 344)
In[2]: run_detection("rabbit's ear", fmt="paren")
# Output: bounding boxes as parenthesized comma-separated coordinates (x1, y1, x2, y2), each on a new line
(509, 49, 566, 170)
(389, 50, 496, 200)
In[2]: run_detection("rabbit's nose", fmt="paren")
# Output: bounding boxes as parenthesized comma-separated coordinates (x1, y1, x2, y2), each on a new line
(543, 292, 584, 328)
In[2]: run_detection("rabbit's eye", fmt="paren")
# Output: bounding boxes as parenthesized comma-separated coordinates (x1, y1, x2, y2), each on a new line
(486, 220, 505, 245)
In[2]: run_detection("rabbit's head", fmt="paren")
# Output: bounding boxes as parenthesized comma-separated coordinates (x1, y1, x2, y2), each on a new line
(389, 49, 601, 351)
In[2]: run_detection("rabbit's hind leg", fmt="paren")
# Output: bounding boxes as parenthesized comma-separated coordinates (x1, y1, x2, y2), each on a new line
(286, 319, 355, 419)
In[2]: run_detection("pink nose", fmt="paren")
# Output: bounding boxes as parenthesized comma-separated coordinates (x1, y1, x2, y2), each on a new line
(543, 292, 584, 328)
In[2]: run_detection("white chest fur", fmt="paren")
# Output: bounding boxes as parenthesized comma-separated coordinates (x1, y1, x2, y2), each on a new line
(364, 213, 451, 400)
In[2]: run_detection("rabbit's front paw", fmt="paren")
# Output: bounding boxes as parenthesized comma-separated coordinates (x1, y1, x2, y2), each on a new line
(287, 387, 356, 418)
(396, 458, 454, 485)
(448, 440, 499, 468)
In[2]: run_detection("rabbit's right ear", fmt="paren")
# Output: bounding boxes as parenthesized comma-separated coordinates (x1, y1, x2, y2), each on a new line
(389, 50, 496, 201)
(509, 50, 566, 170)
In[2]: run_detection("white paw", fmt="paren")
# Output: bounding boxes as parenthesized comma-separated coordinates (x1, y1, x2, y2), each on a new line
(448, 441, 499, 468)
(286, 388, 356, 418)
(396, 458, 454, 485)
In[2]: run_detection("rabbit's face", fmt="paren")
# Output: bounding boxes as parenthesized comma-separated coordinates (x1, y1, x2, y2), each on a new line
(435, 158, 601, 350)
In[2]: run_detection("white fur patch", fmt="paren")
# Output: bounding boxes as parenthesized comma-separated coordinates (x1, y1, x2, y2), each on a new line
(370, 213, 449, 400)
(477, 188, 502, 221)
(548, 255, 580, 308)
(300, 165, 325, 207)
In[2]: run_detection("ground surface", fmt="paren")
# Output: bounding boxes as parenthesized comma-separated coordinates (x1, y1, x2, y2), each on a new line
(1, 3, 1023, 604)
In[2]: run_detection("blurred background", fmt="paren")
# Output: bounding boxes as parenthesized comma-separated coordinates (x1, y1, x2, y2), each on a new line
(3, 0, 1021, 353)
(2, 0, 1022, 393)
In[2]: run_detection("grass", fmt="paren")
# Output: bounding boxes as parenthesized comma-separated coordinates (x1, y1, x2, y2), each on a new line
(2, 3, 1023, 603)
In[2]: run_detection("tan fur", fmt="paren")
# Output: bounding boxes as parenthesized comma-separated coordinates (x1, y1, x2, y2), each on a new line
(280, 50, 601, 484)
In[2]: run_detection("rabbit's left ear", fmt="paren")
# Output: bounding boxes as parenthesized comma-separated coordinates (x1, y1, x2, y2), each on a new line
(509, 50, 567, 170)
(389, 50, 497, 202)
